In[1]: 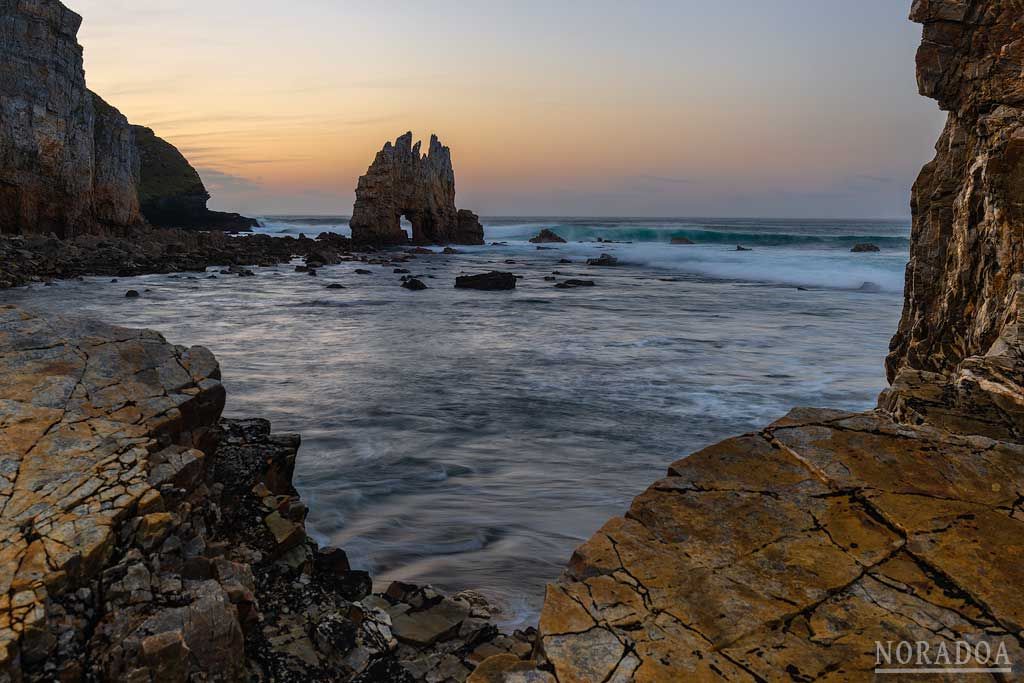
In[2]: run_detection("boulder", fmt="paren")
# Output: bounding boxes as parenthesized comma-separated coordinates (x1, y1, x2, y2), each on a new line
(455, 272, 517, 290)
(401, 278, 428, 291)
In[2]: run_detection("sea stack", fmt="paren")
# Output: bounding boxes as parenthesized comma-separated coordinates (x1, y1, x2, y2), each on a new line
(0, 1, 142, 237)
(349, 132, 484, 246)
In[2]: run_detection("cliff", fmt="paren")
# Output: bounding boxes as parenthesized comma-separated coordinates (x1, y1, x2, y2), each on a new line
(350, 133, 484, 246)
(0, 0, 256, 238)
(133, 126, 258, 233)
(882, 0, 1024, 442)
(0, 0, 142, 237)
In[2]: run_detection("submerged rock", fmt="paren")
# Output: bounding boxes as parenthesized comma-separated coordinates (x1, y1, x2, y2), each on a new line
(851, 243, 880, 252)
(455, 272, 517, 290)
(735, 244, 752, 251)
(670, 236, 694, 245)
(554, 280, 596, 289)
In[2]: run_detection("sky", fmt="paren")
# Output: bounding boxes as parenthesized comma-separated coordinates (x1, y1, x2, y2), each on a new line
(69, 0, 946, 219)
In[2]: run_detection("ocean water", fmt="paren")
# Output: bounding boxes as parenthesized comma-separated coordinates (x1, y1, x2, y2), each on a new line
(4, 216, 909, 626)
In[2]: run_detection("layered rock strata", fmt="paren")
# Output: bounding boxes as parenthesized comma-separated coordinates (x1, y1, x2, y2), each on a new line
(0, 306, 531, 682)
(350, 133, 484, 246)
(133, 126, 257, 232)
(883, 0, 1024, 441)
(0, 0, 141, 237)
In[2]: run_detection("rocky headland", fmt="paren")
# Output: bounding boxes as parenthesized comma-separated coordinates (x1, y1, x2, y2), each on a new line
(350, 133, 484, 247)
(132, 126, 257, 233)
(0, 0, 255, 238)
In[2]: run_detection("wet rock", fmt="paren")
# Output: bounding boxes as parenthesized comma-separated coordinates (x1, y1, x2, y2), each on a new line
(858, 281, 882, 293)
(325, 283, 345, 289)
(391, 600, 471, 647)
(355, 269, 372, 275)
(851, 243, 880, 252)
(670, 236, 694, 244)
(528, 229, 566, 244)
(125, 289, 140, 298)
(402, 278, 428, 291)
(455, 272, 517, 291)
(735, 244, 752, 251)
(585, 253, 618, 267)
(554, 280, 595, 289)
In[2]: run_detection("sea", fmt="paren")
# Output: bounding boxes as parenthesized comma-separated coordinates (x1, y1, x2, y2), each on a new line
(4, 216, 910, 626)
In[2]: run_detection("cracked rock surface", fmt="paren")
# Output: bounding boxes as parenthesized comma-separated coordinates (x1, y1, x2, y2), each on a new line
(532, 408, 1024, 681)
(0, 306, 531, 681)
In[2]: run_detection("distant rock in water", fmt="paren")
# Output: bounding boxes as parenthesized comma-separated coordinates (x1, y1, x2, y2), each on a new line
(350, 132, 484, 246)
(735, 245, 752, 251)
(554, 279, 596, 289)
(401, 277, 428, 291)
(0, 1, 142, 237)
(132, 126, 257, 232)
(851, 243, 880, 252)
(455, 271, 517, 290)
(529, 229, 567, 244)
(858, 281, 882, 293)
(587, 253, 619, 267)
(671, 236, 695, 245)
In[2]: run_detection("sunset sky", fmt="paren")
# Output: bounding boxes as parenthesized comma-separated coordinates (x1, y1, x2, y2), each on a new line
(69, 0, 946, 218)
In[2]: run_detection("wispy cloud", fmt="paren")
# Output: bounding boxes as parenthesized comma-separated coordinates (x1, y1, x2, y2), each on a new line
(851, 174, 895, 184)
(196, 168, 264, 195)
(632, 174, 698, 185)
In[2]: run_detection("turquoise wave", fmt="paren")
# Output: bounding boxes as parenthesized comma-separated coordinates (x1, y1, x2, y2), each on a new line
(485, 223, 910, 248)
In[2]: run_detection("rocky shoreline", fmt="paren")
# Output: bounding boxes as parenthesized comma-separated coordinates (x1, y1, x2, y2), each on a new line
(1, 0, 1022, 681)
(0, 230, 354, 290)
(0, 306, 543, 682)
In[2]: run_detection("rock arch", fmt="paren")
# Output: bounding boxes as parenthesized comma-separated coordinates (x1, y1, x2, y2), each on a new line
(350, 132, 484, 246)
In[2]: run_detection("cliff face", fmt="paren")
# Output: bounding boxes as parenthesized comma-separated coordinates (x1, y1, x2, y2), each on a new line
(350, 132, 484, 246)
(882, 0, 1024, 440)
(133, 125, 257, 232)
(0, 0, 141, 237)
